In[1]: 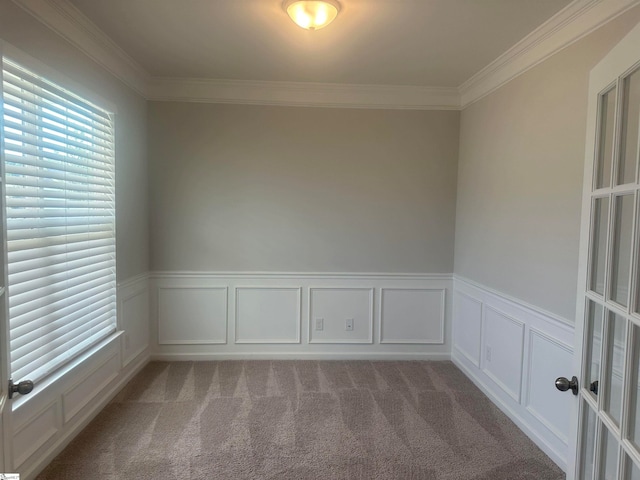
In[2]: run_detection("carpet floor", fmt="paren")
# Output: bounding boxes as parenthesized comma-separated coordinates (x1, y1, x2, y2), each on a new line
(36, 361, 565, 479)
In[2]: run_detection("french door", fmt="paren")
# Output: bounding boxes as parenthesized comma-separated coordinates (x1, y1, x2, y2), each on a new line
(570, 20, 640, 480)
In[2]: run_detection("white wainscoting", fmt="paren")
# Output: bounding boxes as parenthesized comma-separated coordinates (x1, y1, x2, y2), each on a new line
(309, 288, 373, 344)
(452, 276, 575, 471)
(158, 286, 227, 345)
(16, 273, 150, 480)
(235, 287, 302, 344)
(150, 272, 452, 359)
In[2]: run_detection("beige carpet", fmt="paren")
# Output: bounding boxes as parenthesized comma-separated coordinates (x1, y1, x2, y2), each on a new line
(37, 361, 565, 479)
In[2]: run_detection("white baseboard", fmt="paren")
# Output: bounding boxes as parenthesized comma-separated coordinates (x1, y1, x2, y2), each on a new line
(150, 352, 451, 361)
(452, 275, 575, 471)
(452, 353, 567, 470)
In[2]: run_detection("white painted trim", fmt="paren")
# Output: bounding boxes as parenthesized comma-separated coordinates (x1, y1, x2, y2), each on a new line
(12, 273, 151, 479)
(525, 328, 573, 444)
(146, 77, 460, 110)
(454, 275, 574, 330)
(61, 351, 119, 424)
(379, 288, 446, 344)
(157, 286, 228, 345)
(452, 277, 576, 472)
(117, 272, 149, 290)
(452, 355, 568, 471)
(150, 272, 452, 358)
(11, 0, 148, 96)
(452, 290, 483, 368)
(459, 0, 640, 107)
(23, 353, 149, 480)
(150, 352, 451, 361)
(13, 400, 58, 469)
(481, 304, 525, 403)
(234, 286, 302, 344)
(150, 271, 452, 281)
(10, 0, 640, 109)
(307, 287, 374, 345)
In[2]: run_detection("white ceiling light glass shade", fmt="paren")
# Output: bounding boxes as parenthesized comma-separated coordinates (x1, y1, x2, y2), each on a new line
(283, 0, 341, 30)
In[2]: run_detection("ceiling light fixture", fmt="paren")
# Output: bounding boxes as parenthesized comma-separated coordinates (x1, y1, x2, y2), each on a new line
(283, 0, 341, 30)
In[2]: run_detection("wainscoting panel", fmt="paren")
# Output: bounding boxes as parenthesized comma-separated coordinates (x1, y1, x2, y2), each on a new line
(481, 306, 524, 402)
(452, 276, 575, 471)
(309, 288, 373, 344)
(451, 291, 482, 367)
(119, 280, 150, 366)
(62, 351, 120, 424)
(526, 329, 573, 444)
(380, 288, 445, 344)
(13, 400, 59, 470)
(150, 273, 452, 359)
(158, 287, 228, 345)
(14, 274, 151, 480)
(235, 287, 301, 344)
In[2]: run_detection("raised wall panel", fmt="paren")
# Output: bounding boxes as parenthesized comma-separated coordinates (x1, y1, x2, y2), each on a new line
(158, 287, 227, 344)
(235, 287, 301, 343)
(63, 352, 120, 424)
(482, 306, 525, 402)
(309, 288, 373, 344)
(13, 401, 59, 469)
(453, 291, 483, 366)
(121, 287, 149, 366)
(526, 329, 573, 443)
(380, 288, 445, 344)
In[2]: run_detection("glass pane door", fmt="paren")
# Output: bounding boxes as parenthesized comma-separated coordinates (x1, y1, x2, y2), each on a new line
(578, 64, 640, 480)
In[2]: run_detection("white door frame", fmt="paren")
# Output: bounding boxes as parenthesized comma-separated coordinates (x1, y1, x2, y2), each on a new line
(570, 19, 640, 480)
(0, 42, 14, 474)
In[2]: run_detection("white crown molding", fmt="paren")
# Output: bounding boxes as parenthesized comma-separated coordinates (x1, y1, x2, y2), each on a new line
(11, 0, 149, 96)
(10, 0, 640, 110)
(459, 0, 640, 108)
(146, 77, 461, 110)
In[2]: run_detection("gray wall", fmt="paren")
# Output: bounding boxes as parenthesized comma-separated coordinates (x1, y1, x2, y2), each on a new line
(148, 103, 460, 273)
(0, 0, 149, 281)
(454, 8, 640, 321)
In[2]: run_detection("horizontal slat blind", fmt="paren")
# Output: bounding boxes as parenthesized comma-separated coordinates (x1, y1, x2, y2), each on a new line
(2, 58, 116, 384)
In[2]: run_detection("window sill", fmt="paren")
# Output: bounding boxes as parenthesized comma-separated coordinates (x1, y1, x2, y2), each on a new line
(12, 331, 124, 412)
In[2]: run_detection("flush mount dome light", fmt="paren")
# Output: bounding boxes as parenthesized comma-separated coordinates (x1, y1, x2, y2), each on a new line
(283, 0, 341, 30)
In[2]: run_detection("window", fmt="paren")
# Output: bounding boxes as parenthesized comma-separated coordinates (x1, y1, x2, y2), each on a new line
(1, 57, 116, 384)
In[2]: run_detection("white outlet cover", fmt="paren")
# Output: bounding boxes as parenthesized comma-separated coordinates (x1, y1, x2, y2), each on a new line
(315, 318, 324, 331)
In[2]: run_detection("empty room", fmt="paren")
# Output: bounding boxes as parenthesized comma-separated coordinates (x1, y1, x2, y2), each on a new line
(0, 0, 640, 478)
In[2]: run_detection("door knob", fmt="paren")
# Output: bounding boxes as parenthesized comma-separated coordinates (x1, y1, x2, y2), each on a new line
(8, 378, 34, 399)
(555, 376, 579, 395)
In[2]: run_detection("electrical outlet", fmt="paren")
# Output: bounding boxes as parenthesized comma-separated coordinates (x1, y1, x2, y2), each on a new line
(345, 318, 354, 331)
(486, 345, 492, 362)
(315, 318, 324, 331)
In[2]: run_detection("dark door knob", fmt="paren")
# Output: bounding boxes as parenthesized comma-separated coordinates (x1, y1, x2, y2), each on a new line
(8, 379, 34, 399)
(555, 376, 579, 395)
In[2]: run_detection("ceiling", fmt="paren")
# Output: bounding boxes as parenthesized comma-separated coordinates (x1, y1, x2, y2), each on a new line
(66, 0, 571, 88)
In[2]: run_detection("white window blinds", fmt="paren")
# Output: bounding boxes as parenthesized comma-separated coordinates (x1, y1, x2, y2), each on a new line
(1, 58, 116, 384)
